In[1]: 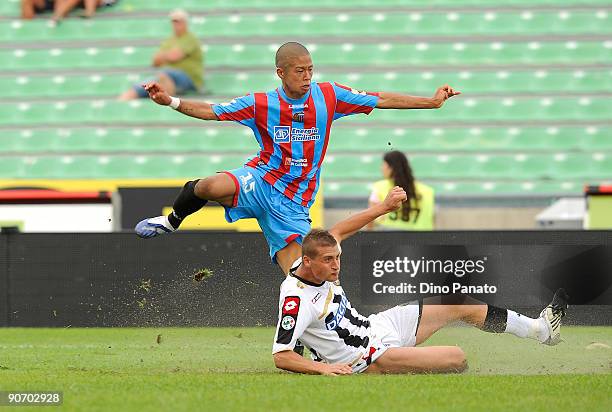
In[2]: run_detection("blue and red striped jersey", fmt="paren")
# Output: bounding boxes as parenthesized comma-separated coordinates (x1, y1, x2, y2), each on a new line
(212, 81, 379, 207)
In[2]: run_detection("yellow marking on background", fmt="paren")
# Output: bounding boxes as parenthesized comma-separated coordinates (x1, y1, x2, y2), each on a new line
(0, 179, 324, 228)
(162, 206, 260, 232)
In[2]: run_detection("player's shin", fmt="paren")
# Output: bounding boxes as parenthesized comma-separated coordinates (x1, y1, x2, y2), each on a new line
(482, 305, 548, 342)
(168, 179, 208, 229)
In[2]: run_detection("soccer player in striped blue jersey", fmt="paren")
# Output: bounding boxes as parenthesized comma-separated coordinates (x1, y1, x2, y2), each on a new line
(135, 42, 460, 274)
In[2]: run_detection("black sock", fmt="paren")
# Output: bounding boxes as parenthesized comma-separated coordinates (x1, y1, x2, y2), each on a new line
(167, 180, 208, 229)
(482, 305, 508, 333)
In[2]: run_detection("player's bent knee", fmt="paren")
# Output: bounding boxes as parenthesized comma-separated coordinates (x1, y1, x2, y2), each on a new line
(194, 175, 235, 200)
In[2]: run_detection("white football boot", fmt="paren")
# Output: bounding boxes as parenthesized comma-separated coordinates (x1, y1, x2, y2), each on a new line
(540, 288, 569, 346)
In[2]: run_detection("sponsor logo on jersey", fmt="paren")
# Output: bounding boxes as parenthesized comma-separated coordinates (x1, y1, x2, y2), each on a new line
(282, 296, 300, 315)
(277, 296, 300, 344)
(325, 293, 348, 330)
(312, 292, 322, 304)
(292, 112, 304, 123)
(284, 157, 309, 167)
(273, 126, 291, 143)
(292, 127, 320, 142)
(273, 126, 320, 143)
(281, 315, 296, 330)
(288, 104, 309, 109)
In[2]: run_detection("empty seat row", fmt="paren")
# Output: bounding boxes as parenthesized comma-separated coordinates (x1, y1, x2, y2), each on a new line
(3, 69, 610, 98)
(0, 153, 609, 180)
(325, 179, 596, 197)
(1, 96, 608, 126)
(2, 41, 609, 72)
(2, 10, 610, 42)
(324, 153, 612, 180)
(2, 0, 611, 16)
(1, 126, 610, 154)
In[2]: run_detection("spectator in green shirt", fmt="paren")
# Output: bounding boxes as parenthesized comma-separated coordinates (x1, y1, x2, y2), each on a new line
(368, 151, 435, 231)
(119, 9, 203, 100)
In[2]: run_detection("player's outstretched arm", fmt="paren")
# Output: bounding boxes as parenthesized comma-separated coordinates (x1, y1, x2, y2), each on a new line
(273, 350, 352, 376)
(142, 81, 219, 121)
(329, 186, 407, 243)
(376, 84, 461, 109)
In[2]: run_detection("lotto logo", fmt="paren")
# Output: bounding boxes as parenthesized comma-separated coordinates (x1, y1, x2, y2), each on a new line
(282, 296, 300, 315)
(273, 126, 291, 143)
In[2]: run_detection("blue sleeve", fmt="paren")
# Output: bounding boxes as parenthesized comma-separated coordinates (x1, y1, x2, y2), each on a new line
(212, 94, 256, 127)
(332, 82, 379, 120)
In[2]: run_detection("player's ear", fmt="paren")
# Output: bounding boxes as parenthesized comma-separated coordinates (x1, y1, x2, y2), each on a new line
(302, 255, 311, 267)
(276, 67, 284, 80)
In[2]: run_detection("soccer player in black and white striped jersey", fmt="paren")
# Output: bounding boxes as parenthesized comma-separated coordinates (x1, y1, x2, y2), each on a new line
(272, 187, 568, 375)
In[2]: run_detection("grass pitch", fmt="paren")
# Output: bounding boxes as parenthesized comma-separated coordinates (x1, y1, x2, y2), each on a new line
(0, 326, 610, 412)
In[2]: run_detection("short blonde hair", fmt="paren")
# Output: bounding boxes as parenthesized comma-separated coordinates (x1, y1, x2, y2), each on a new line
(302, 229, 337, 259)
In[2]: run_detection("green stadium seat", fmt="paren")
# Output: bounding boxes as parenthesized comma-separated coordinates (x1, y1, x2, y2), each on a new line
(7, 0, 611, 16)
(581, 127, 612, 150)
(323, 181, 372, 197)
(3, 125, 608, 155)
(547, 153, 605, 181)
(5, 69, 606, 99)
(323, 155, 378, 179)
(0, 41, 608, 73)
(1, 96, 610, 127)
(0, 157, 25, 178)
(114, 0, 612, 12)
(1, 0, 610, 198)
(25, 155, 97, 178)
(2, 10, 609, 43)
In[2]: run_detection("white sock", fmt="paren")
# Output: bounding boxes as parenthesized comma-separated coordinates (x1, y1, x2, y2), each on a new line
(504, 310, 549, 342)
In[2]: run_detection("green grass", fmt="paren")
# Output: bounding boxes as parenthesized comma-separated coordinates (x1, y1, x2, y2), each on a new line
(0, 327, 610, 412)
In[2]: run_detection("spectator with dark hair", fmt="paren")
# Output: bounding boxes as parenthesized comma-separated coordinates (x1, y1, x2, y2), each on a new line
(118, 9, 203, 101)
(368, 150, 435, 230)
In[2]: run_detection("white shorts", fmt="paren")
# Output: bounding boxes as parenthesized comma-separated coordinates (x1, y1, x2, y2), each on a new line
(352, 301, 422, 373)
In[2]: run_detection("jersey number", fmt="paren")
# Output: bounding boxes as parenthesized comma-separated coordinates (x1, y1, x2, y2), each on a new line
(239, 172, 255, 193)
(389, 207, 421, 223)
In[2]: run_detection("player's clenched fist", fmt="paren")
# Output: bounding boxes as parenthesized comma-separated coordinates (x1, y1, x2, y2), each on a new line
(433, 84, 461, 108)
(142, 82, 172, 106)
(382, 186, 408, 213)
(318, 363, 353, 376)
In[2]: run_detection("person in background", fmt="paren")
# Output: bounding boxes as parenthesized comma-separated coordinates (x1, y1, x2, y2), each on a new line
(21, 0, 118, 22)
(118, 9, 203, 100)
(368, 150, 434, 230)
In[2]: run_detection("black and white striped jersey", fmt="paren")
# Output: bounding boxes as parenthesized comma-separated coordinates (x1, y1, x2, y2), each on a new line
(272, 267, 376, 366)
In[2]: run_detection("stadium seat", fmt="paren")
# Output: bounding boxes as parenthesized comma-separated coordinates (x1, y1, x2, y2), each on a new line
(2, 10, 609, 42)
(0, 157, 25, 178)
(355, 97, 611, 123)
(323, 155, 379, 179)
(323, 181, 372, 197)
(3, 125, 609, 155)
(1, 41, 608, 73)
(1, 0, 610, 197)
(3, 69, 608, 99)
